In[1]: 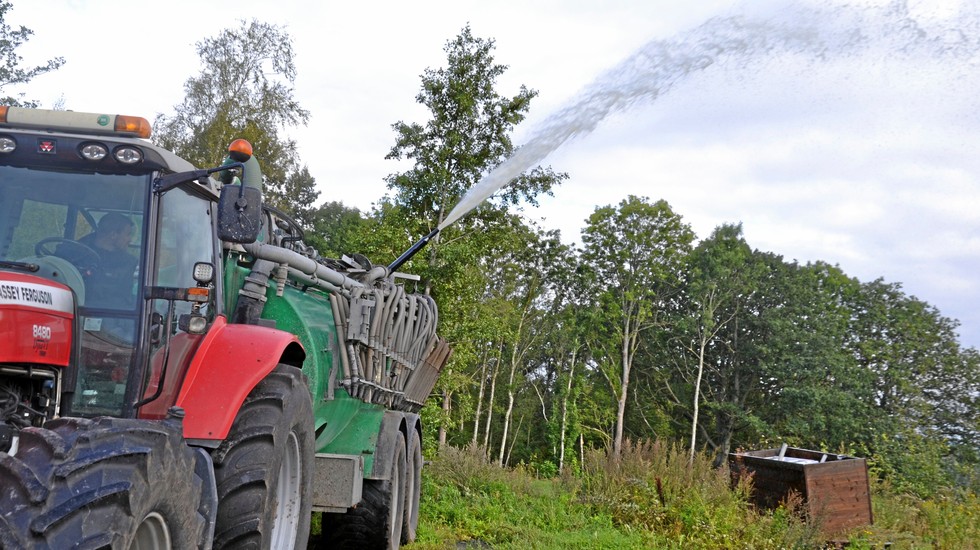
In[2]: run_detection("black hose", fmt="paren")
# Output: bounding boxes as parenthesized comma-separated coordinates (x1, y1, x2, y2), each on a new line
(388, 228, 439, 272)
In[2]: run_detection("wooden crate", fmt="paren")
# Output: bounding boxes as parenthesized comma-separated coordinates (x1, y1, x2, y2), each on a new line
(729, 446, 873, 534)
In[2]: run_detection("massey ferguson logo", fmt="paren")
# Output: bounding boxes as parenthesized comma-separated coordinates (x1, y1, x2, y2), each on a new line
(33, 324, 52, 356)
(38, 139, 57, 154)
(0, 280, 74, 314)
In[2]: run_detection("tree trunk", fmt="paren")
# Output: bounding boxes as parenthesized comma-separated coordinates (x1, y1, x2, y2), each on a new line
(558, 347, 578, 473)
(438, 389, 449, 449)
(497, 361, 517, 466)
(689, 338, 707, 464)
(482, 344, 502, 449)
(504, 415, 524, 467)
(472, 355, 488, 445)
(613, 317, 632, 460)
(498, 311, 529, 466)
(712, 415, 736, 468)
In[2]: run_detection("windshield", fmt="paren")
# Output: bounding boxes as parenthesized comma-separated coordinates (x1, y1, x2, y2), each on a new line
(0, 165, 147, 304)
(0, 165, 149, 415)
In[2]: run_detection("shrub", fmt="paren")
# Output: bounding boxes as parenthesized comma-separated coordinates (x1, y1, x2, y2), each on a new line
(576, 439, 819, 548)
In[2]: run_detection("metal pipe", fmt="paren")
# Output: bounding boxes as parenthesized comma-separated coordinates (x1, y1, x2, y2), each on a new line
(243, 241, 365, 293)
(285, 267, 343, 295)
(388, 228, 439, 272)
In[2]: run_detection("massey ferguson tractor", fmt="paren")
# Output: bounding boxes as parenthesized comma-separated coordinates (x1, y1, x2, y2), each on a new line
(0, 106, 451, 549)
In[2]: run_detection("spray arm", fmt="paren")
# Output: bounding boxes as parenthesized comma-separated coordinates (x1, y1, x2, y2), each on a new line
(388, 228, 440, 272)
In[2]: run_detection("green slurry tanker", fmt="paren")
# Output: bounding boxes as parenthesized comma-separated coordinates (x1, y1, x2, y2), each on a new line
(0, 106, 451, 549)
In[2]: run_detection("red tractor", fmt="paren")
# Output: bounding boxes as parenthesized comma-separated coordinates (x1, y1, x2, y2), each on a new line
(0, 107, 449, 549)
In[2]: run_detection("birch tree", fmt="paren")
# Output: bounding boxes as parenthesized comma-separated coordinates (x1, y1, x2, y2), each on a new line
(581, 196, 693, 459)
(385, 26, 565, 446)
(678, 224, 750, 463)
(152, 19, 318, 224)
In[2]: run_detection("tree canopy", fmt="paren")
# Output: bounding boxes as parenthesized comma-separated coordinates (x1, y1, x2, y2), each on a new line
(153, 19, 318, 225)
(385, 24, 566, 237)
(581, 196, 694, 459)
(372, 28, 978, 492)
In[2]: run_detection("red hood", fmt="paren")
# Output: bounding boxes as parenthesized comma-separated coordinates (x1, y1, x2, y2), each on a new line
(0, 270, 75, 367)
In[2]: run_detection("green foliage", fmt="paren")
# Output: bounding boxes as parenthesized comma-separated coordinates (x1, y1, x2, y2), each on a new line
(408, 442, 817, 549)
(849, 279, 966, 429)
(412, 444, 656, 549)
(578, 439, 818, 548)
(580, 196, 694, 459)
(383, 23, 566, 304)
(279, 166, 320, 229)
(381, 25, 567, 455)
(304, 201, 366, 258)
(152, 19, 317, 224)
(386, 24, 564, 231)
(670, 223, 756, 461)
(757, 262, 870, 450)
(865, 429, 954, 499)
(860, 485, 980, 549)
(0, 0, 64, 107)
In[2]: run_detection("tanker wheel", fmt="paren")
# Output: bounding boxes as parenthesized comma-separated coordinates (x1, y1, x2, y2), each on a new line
(0, 417, 209, 550)
(209, 364, 314, 550)
(402, 428, 422, 544)
(320, 430, 407, 550)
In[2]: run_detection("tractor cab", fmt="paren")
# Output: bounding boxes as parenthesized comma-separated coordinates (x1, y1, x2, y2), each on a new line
(0, 107, 224, 429)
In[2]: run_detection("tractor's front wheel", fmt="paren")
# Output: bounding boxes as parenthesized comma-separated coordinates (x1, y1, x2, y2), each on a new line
(209, 364, 314, 549)
(0, 417, 210, 550)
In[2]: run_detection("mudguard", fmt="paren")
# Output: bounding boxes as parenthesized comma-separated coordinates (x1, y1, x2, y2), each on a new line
(175, 315, 305, 440)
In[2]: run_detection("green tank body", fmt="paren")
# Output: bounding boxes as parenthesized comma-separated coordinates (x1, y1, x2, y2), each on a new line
(223, 247, 394, 476)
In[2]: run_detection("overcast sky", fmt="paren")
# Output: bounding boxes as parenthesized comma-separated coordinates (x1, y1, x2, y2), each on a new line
(7, 0, 980, 349)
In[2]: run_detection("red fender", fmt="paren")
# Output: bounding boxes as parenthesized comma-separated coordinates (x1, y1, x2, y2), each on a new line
(175, 315, 305, 440)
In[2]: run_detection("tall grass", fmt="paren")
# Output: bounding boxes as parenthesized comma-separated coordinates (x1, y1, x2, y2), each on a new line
(404, 440, 977, 549)
(409, 441, 813, 549)
(411, 443, 653, 549)
(576, 439, 818, 549)
(850, 483, 980, 549)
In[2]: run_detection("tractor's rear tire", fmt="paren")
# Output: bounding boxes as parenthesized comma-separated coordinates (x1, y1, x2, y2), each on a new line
(209, 364, 314, 550)
(320, 430, 407, 550)
(402, 428, 422, 544)
(0, 417, 209, 550)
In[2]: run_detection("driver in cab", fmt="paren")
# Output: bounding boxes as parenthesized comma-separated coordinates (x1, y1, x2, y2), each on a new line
(77, 213, 138, 307)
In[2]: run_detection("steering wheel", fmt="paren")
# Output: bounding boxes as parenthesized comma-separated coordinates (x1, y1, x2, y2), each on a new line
(35, 237, 101, 272)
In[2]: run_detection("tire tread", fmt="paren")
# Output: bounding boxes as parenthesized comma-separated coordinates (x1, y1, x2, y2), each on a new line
(0, 417, 208, 549)
(210, 364, 313, 550)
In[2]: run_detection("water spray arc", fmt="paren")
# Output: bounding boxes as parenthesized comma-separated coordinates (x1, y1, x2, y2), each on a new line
(389, 0, 980, 274)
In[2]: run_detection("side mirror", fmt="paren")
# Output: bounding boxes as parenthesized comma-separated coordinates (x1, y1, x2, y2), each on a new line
(217, 185, 263, 243)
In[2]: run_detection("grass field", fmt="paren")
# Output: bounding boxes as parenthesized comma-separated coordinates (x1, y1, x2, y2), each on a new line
(403, 442, 979, 550)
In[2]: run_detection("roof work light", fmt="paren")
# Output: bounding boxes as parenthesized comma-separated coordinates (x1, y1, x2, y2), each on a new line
(0, 106, 152, 139)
